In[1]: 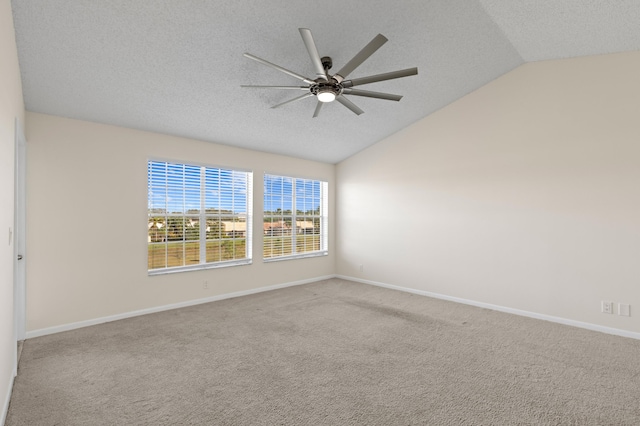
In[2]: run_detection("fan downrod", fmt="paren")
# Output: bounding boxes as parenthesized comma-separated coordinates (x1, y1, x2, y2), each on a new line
(321, 56, 333, 71)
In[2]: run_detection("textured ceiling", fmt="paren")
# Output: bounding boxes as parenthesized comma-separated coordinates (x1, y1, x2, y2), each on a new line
(479, 0, 640, 62)
(10, 1, 640, 164)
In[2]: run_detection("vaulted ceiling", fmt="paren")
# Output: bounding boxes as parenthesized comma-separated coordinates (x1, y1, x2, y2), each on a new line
(10, 1, 640, 163)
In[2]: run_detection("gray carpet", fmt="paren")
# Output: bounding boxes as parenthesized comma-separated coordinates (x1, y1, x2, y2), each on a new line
(6, 278, 640, 425)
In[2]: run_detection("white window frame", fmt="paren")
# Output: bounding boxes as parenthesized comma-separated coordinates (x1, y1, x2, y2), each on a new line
(263, 174, 328, 262)
(148, 160, 253, 275)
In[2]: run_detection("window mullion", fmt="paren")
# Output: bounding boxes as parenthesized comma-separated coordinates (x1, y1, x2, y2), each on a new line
(183, 164, 188, 267)
(291, 179, 297, 254)
(164, 163, 169, 269)
(199, 166, 206, 264)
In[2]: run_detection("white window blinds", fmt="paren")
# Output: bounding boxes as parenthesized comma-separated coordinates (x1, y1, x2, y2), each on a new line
(148, 160, 252, 273)
(263, 174, 328, 260)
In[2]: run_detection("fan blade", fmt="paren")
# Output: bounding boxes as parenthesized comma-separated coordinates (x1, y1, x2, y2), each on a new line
(299, 28, 328, 81)
(241, 85, 309, 90)
(312, 101, 323, 118)
(341, 88, 402, 101)
(342, 67, 418, 88)
(336, 95, 364, 116)
(271, 93, 314, 109)
(334, 34, 388, 81)
(244, 53, 315, 84)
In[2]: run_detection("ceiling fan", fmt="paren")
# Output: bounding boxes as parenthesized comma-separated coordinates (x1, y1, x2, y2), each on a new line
(242, 28, 418, 117)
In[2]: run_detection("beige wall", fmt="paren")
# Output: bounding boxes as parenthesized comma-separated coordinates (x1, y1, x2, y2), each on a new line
(337, 51, 640, 334)
(1, 0, 25, 419)
(25, 112, 335, 332)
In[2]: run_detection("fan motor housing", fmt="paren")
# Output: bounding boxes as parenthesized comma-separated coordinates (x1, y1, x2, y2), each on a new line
(310, 80, 342, 97)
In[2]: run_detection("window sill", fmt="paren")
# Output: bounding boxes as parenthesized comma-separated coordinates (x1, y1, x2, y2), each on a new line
(263, 251, 328, 263)
(148, 259, 252, 276)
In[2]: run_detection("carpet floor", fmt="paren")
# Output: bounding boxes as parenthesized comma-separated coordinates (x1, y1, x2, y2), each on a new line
(6, 278, 640, 425)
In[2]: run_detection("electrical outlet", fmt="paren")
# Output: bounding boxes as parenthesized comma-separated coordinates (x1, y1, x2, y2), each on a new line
(359, 264, 364, 272)
(203, 281, 209, 289)
(601, 301, 613, 314)
(618, 303, 630, 316)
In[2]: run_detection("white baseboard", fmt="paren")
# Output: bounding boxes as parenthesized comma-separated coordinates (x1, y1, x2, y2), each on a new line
(26, 275, 335, 339)
(337, 275, 640, 341)
(25, 273, 640, 341)
(1, 374, 14, 426)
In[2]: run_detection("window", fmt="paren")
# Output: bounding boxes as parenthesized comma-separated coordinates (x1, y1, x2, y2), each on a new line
(263, 174, 328, 260)
(148, 160, 252, 274)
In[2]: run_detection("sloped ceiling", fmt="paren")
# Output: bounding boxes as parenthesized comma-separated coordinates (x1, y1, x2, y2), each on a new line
(10, 1, 640, 163)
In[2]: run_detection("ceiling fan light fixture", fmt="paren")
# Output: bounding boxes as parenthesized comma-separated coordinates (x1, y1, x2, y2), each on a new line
(317, 90, 336, 103)
(242, 28, 418, 117)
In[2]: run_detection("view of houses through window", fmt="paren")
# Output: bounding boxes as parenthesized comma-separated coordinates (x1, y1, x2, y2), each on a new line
(147, 162, 327, 273)
(147, 161, 252, 272)
(263, 174, 328, 260)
